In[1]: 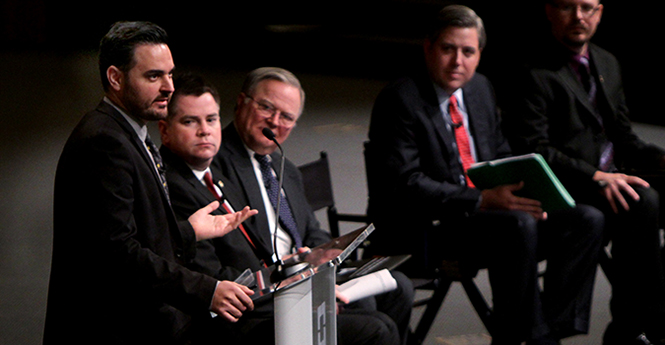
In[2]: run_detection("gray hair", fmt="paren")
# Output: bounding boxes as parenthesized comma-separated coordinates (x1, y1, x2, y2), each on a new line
(241, 67, 306, 115)
(427, 5, 487, 50)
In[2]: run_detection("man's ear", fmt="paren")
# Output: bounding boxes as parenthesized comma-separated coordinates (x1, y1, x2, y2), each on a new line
(236, 93, 246, 108)
(158, 120, 170, 146)
(423, 38, 432, 56)
(107, 66, 123, 91)
(544, 3, 556, 24)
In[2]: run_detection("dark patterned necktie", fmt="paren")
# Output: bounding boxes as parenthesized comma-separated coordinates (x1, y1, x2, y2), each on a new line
(254, 153, 303, 249)
(144, 135, 170, 202)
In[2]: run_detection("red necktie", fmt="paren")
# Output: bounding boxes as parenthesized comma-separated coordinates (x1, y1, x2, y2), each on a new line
(449, 95, 475, 187)
(203, 172, 256, 249)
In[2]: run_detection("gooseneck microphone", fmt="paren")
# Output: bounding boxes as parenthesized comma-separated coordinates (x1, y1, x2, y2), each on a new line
(262, 128, 287, 271)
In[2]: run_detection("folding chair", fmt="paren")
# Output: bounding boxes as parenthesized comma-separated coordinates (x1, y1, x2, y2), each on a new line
(297, 151, 370, 239)
(298, 148, 495, 345)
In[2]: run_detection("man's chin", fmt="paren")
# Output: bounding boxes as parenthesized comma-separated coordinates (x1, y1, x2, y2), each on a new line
(564, 34, 590, 48)
(139, 109, 168, 122)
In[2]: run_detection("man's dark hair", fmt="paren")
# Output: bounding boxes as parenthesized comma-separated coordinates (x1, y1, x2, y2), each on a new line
(167, 73, 220, 120)
(98, 21, 169, 91)
(426, 5, 487, 50)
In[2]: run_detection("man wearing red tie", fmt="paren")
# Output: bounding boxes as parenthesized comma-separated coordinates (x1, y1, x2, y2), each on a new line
(365, 5, 604, 345)
(159, 73, 409, 345)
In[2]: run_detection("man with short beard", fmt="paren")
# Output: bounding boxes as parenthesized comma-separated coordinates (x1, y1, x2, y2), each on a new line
(44, 21, 257, 345)
(504, 1, 665, 343)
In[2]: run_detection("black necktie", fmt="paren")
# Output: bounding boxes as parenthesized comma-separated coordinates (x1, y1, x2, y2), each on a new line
(144, 135, 170, 202)
(254, 153, 303, 249)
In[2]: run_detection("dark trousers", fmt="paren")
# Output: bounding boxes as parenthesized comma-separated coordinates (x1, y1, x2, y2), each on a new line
(343, 270, 414, 345)
(431, 205, 604, 344)
(581, 185, 665, 337)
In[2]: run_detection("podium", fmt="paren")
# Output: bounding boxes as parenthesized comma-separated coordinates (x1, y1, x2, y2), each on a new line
(239, 224, 375, 345)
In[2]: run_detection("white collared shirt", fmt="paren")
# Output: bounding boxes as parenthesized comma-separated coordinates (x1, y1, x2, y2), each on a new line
(432, 85, 478, 162)
(244, 146, 294, 260)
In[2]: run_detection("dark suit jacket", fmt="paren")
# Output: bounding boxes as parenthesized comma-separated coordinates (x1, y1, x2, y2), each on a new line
(160, 145, 272, 282)
(506, 41, 665, 199)
(365, 71, 510, 271)
(212, 124, 332, 254)
(44, 101, 217, 345)
(367, 71, 510, 218)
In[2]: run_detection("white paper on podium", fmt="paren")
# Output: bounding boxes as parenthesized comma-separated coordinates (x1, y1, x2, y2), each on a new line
(337, 269, 397, 303)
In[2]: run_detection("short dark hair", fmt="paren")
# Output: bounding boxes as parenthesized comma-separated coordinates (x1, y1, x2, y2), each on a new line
(426, 5, 487, 50)
(98, 21, 169, 91)
(167, 73, 220, 120)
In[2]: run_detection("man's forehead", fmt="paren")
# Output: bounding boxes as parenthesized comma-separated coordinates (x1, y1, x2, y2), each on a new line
(552, 0, 600, 5)
(255, 80, 303, 112)
(436, 27, 480, 46)
(131, 44, 174, 68)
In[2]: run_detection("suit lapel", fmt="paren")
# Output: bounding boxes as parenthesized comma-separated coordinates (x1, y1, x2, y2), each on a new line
(99, 101, 173, 205)
(462, 79, 489, 161)
(97, 101, 183, 247)
(221, 126, 275, 255)
(418, 78, 456, 158)
(588, 45, 615, 119)
(99, 101, 174, 210)
(211, 166, 274, 263)
(557, 58, 604, 131)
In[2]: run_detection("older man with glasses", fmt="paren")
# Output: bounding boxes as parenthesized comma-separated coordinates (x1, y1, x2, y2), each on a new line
(203, 67, 415, 345)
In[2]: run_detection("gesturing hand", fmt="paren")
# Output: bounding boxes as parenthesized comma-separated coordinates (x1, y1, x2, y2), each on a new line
(189, 201, 259, 241)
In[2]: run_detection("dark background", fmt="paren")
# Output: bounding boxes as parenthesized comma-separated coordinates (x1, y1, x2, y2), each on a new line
(0, 1, 659, 344)
(2, 0, 659, 124)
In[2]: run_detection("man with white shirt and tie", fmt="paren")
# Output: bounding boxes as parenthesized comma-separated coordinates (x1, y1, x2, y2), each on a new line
(364, 5, 604, 345)
(160, 71, 410, 345)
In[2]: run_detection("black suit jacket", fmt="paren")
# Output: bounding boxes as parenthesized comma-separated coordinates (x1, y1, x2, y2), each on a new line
(44, 101, 217, 345)
(160, 145, 272, 281)
(367, 71, 510, 219)
(365, 71, 510, 270)
(507, 41, 665, 199)
(212, 124, 332, 255)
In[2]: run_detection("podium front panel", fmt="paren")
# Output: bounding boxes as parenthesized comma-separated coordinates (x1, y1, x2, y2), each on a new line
(311, 263, 336, 345)
(275, 278, 313, 344)
(274, 263, 337, 345)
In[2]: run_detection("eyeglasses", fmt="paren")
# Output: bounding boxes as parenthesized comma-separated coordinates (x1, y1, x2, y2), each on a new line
(245, 95, 297, 128)
(552, 2, 601, 18)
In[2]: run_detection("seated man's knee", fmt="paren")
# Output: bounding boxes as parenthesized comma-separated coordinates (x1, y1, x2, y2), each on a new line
(505, 211, 539, 243)
(635, 186, 659, 214)
(337, 312, 399, 345)
(574, 204, 605, 238)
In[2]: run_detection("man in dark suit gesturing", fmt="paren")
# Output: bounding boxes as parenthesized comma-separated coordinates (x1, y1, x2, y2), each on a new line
(504, 0, 665, 343)
(44, 22, 256, 345)
(365, 5, 604, 345)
